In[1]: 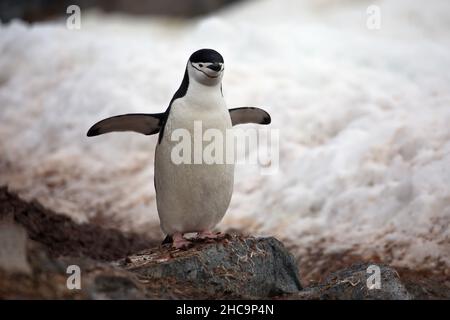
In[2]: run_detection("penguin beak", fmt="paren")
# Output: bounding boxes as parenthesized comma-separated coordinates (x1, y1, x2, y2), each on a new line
(207, 63, 222, 72)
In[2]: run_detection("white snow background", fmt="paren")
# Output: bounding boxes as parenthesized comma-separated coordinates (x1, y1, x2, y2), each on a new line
(1, 0, 449, 273)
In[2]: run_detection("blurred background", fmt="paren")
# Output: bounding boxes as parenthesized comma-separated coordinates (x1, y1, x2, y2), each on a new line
(0, 0, 242, 21)
(0, 0, 449, 280)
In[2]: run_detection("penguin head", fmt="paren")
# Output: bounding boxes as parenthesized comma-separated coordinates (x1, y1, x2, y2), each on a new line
(187, 49, 224, 87)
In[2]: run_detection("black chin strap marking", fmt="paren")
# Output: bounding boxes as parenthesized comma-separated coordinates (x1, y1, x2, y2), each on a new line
(191, 62, 221, 79)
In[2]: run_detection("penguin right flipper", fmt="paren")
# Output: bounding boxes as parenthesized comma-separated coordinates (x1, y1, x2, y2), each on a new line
(229, 107, 271, 126)
(87, 113, 165, 137)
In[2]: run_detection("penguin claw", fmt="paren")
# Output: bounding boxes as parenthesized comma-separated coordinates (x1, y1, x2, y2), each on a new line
(197, 231, 222, 240)
(172, 233, 192, 249)
(172, 240, 191, 249)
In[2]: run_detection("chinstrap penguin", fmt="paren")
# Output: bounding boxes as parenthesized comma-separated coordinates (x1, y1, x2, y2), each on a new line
(87, 49, 271, 248)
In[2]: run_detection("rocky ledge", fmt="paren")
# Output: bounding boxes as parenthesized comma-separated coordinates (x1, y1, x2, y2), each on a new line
(116, 235, 302, 298)
(0, 187, 449, 299)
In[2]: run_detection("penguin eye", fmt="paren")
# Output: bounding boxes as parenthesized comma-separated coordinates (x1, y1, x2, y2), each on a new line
(199, 64, 203, 68)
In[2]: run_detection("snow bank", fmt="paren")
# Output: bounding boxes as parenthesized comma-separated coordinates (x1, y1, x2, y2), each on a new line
(1, 0, 449, 272)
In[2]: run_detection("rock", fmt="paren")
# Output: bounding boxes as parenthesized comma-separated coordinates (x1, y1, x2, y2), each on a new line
(87, 274, 145, 300)
(393, 268, 450, 300)
(0, 236, 148, 299)
(118, 235, 303, 298)
(296, 263, 412, 300)
(0, 187, 155, 299)
(0, 220, 32, 274)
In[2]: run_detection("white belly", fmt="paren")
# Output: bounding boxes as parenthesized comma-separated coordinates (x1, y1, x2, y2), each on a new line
(154, 98, 234, 235)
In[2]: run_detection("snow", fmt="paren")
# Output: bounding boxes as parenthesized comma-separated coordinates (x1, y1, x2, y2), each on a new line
(1, 0, 449, 272)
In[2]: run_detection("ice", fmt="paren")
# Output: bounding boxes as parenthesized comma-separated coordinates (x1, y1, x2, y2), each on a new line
(1, 0, 449, 272)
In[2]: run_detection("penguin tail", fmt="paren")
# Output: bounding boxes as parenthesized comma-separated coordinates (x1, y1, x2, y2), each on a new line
(161, 234, 173, 245)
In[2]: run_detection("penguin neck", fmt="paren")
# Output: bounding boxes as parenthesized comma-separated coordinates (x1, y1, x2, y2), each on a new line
(187, 79, 223, 101)
(171, 66, 224, 111)
(184, 64, 224, 104)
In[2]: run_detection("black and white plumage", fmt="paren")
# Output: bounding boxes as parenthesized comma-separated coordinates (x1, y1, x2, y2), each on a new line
(87, 49, 271, 248)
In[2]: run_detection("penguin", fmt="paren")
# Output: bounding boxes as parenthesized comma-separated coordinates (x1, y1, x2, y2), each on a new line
(87, 49, 271, 249)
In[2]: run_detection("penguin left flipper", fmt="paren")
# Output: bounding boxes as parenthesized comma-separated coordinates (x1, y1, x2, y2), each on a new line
(228, 107, 271, 126)
(87, 113, 165, 137)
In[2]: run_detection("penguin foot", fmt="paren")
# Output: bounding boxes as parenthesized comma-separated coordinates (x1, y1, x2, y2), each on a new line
(197, 230, 222, 240)
(172, 233, 191, 249)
